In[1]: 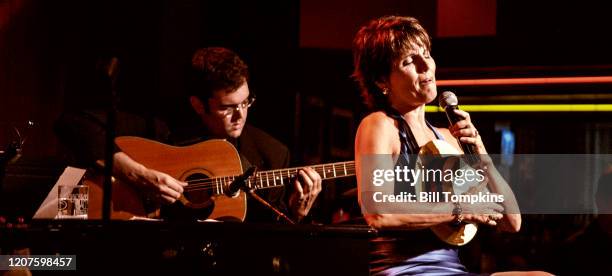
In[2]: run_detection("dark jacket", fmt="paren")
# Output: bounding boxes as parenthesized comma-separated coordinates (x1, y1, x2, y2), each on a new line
(54, 110, 291, 222)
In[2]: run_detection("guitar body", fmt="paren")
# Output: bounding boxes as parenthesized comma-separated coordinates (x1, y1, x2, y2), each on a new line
(417, 139, 482, 246)
(87, 137, 247, 221)
(87, 171, 148, 220)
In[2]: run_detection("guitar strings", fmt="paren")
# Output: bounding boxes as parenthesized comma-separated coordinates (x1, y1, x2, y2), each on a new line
(184, 164, 357, 191)
(181, 163, 356, 192)
(182, 162, 355, 188)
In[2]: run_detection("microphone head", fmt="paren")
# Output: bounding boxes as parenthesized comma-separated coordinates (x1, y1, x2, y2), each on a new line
(439, 91, 458, 109)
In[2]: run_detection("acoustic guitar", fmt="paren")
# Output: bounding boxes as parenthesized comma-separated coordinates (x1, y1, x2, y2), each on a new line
(416, 139, 487, 246)
(87, 136, 355, 221)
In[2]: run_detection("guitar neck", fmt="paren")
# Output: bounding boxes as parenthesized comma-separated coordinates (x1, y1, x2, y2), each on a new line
(185, 161, 355, 195)
(248, 161, 356, 190)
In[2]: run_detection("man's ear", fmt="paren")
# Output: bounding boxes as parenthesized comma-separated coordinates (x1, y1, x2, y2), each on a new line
(189, 96, 206, 115)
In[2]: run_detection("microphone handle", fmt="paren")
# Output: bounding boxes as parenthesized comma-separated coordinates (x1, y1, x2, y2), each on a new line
(444, 105, 480, 164)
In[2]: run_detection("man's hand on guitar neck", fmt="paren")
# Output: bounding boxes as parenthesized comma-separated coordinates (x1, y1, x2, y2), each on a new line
(287, 167, 322, 222)
(114, 152, 188, 204)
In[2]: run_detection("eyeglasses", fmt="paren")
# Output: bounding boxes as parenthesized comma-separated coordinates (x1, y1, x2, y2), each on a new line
(216, 97, 255, 117)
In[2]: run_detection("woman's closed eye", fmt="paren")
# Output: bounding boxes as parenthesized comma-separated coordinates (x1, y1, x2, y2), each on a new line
(402, 58, 413, 66)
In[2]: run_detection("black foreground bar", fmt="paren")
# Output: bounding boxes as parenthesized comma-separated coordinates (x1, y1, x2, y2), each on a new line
(1, 220, 374, 276)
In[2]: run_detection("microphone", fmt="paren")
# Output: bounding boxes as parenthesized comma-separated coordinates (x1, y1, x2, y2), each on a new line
(438, 91, 479, 164)
(226, 166, 258, 197)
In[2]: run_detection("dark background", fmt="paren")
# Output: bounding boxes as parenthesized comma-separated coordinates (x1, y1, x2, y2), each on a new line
(1, 0, 611, 274)
(1, 0, 611, 163)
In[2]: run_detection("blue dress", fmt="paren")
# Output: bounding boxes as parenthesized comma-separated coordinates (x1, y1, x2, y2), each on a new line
(369, 110, 477, 276)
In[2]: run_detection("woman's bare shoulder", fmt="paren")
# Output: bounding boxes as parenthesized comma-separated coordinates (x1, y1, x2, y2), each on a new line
(360, 111, 395, 129)
(356, 111, 398, 154)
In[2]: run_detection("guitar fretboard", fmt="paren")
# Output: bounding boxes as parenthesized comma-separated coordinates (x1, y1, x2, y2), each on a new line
(205, 161, 355, 195)
(249, 161, 355, 190)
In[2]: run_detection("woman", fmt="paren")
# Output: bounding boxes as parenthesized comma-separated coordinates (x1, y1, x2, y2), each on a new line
(353, 15, 523, 275)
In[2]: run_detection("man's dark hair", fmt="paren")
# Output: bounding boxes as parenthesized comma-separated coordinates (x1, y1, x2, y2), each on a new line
(190, 47, 249, 102)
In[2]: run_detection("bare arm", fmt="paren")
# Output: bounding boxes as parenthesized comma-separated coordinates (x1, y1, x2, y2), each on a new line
(447, 109, 521, 232)
(355, 112, 502, 230)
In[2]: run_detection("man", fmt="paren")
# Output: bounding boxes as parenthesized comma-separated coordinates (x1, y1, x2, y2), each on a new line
(56, 47, 321, 222)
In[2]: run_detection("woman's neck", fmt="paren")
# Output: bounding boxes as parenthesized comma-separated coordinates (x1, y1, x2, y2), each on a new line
(390, 103, 436, 143)
(391, 103, 427, 126)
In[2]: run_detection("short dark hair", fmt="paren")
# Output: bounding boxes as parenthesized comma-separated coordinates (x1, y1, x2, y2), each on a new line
(190, 47, 249, 102)
(352, 16, 431, 110)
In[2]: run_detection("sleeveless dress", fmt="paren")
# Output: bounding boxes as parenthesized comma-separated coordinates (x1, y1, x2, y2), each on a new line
(369, 110, 478, 276)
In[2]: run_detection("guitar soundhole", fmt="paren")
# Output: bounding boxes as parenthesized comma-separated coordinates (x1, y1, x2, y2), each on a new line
(184, 173, 214, 206)
(161, 172, 215, 221)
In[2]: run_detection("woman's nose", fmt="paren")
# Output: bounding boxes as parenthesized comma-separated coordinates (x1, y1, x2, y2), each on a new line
(415, 56, 430, 73)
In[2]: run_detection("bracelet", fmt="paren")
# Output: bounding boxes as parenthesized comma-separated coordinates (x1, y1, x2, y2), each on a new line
(451, 202, 463, 226)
